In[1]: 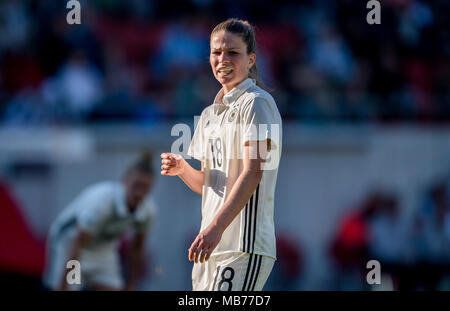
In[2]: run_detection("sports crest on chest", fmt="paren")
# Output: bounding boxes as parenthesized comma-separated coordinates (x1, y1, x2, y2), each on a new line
(225, 103, 241, 124)
(227, 107, 238, 122)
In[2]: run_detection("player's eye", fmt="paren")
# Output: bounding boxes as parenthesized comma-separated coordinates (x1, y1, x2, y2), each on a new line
(211, 51, 220, 55)
(229, 51, 238, 55)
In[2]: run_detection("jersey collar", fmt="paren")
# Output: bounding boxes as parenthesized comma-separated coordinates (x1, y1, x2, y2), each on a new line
(214, 78, 255, 106)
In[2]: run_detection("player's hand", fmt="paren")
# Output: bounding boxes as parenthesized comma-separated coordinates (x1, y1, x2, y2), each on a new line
(188, 224, 223, 263)
(160, 153, 184, 176)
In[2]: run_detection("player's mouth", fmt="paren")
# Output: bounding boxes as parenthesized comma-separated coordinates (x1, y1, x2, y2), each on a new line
(217, 68, 233, 77)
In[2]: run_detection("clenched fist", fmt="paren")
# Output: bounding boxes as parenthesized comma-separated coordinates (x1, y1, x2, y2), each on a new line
(160, 153, 185, 176)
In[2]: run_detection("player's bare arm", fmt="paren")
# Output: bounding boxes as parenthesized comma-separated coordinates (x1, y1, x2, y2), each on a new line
(160, 153, 204, 195)
(126, 232, 146, 291)
(188, 139, 269, 264)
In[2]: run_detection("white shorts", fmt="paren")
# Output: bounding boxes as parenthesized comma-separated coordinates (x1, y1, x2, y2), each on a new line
(192, 252, 275, 291)
(43, 230, 123, 290)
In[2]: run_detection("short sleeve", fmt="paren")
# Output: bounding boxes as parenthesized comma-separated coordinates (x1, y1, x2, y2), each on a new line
(76, 190, 112, 234)
(77, 201, 110, 233)
(187, 110, 206, 161)
(241, 96, 281, 149)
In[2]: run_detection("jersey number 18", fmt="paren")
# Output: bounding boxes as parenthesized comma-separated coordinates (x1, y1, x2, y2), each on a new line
(209, 137, 223, 169)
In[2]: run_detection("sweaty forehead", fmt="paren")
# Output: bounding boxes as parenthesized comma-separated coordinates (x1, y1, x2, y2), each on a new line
(210, 31, 245, 50)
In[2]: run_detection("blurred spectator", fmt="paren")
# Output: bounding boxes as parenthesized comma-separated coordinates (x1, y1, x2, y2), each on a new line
(3, 89, 55, 125)
(0, 0, 449, 124)
(0, 0, 30, 51)
(414, 179, 450, 264)
(329, 192, 406, 290)
(152, 17, 208, 78)
(330, 182, 450, 291)
(367, 193, 415, 290)
(368, 194, 409, 264)
(265, 232, 303, 290)
(41, 50, 104, 122)
(329, 194, 375, 290)
(308, 24, 355, 84)
(406, 179, 450, 290)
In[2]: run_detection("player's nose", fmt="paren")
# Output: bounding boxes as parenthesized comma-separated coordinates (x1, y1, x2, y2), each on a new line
(218, 52, 230, 63)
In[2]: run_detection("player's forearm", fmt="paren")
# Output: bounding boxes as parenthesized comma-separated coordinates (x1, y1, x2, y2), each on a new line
(127, 247, 144, 290)
(211, 168, 262, 233)
(178, 160, 203, 195)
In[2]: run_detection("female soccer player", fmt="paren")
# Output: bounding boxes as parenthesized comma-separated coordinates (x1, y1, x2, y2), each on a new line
(161, 18, 282, 291)
(43, 152, 156, 291)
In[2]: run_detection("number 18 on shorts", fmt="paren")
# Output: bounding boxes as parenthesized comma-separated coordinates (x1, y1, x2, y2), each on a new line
(192, 252, 275, 291)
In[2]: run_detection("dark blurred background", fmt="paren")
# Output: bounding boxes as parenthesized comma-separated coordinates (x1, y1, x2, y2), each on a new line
(0, 0, 449, 290)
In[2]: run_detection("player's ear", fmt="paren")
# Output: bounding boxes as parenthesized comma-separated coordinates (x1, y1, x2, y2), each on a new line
(248, 53, 256, 70)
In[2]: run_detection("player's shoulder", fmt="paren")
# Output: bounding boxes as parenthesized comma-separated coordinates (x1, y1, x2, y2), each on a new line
(199, 104, 216, 118)
(237, 85, 278, 119)
(72, 181, 117, 209)
(195, 104, 221, 127)
(83, 181, 117, 198)
(241, 84, 276, 107)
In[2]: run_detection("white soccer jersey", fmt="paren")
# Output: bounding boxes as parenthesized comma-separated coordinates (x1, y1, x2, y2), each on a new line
(188, 78, 282, 260)
(43, 181, 156, 289)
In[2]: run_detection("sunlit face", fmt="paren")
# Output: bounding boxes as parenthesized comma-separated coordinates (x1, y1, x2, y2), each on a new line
(123, 170, 152, 212)
(210, 31, 256, 94)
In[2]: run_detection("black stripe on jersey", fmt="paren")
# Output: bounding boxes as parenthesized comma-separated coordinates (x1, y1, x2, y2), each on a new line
(245, 254, 260, 291)
(250, 255, 263, 291)
(251, 184, 260, 253)
(242, 202, 248, 252)
(56, 217, 77, 239)
(242, 184, 260, 253)
(241, 253, 254, 291)
(246, 194, 253, 253)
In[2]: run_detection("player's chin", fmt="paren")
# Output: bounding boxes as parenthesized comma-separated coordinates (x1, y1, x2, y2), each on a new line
(215, 74, 234, 84)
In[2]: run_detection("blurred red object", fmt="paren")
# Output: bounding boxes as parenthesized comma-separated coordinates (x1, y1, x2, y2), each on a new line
(0, 181, 45, 276)
(276, 233, 302, 278)
(329, 210, 370, 268)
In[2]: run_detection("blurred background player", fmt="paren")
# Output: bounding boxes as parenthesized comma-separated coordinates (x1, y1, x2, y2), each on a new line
(42, 151, 156, 291)
(161, 18, 282, 291)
